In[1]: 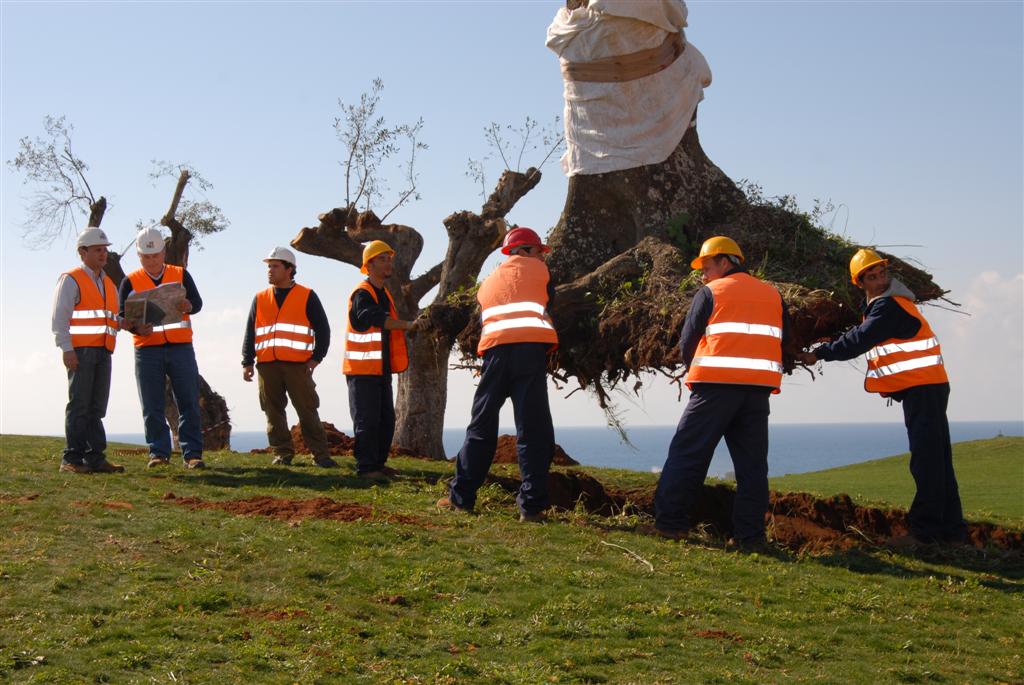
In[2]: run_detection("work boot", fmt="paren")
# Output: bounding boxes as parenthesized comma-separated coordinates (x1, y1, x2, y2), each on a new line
(313, 456, 339, 468)
(381, 466, 400, 477)
(91, 460, 126, 474)
(359, 470, 389, 483)
(435, 496, 472, 514)
(59, 462, 92, 475)
(147, 456, 170, 468)
(271, 455, 293, 466)
(734, 537, 774, 555)
(185, 459, 206, 470)
(519, 511, 547, 523)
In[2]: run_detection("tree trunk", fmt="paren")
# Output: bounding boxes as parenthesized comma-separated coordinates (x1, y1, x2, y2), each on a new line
(393, 332, 453, 459)
(292, 169, 540, 460)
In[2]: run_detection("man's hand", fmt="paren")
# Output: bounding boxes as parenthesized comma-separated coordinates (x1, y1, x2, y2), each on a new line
(306, 359, 320, 374)
(134, 322, 154, 336)
(242, 365, 254, 382)
(796, 351, 818, 365)
(178, 299, 193, 314)
(63, 350, 79, 371)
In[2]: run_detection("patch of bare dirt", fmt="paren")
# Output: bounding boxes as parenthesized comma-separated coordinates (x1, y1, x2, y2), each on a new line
(73, 500, 134, 510)
(491, 435, 579, 466)
(0, 493, 39, 504)
(161, 492, 435, 528)
(238, 608, 309, 621)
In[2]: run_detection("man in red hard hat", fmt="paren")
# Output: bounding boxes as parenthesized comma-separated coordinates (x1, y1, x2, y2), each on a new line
(343, 240, 418, 481)
(437, 227, 559, 522)
(798, 248, 966, 546)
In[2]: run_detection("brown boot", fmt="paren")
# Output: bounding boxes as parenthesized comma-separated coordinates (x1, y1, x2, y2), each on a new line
(185, 459, 206, 470)
(435, 497, 472, 514)
(147, 456, 171, 468)
(91, 460, 125, 474)
(59, 462, 92, 474)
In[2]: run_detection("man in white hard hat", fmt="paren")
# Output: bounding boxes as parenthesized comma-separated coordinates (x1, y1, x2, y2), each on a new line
(118, 226, 206, 468)
(50, 227, 125, 474)
(242, 247, 336, 467)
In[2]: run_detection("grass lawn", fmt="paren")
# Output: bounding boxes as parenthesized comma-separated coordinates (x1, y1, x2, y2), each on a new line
(770, 437, 1024, 527)
(1, 434, 1021, 684)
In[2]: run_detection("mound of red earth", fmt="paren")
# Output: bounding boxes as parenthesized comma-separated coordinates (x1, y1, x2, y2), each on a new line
(162, 492, 434, 527)
(491, 435, 579, 466)
(248, 422, 429, 460)
(484, 471, 1023, 554)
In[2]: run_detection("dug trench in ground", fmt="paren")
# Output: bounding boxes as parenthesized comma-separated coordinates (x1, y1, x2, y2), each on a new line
(159, 423, 1020, 554)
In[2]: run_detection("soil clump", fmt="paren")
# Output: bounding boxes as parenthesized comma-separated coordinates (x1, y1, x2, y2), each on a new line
(491, 435, 579, 466)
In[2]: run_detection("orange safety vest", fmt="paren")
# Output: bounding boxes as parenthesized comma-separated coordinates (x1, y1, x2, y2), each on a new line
(254, 284, 315, 363)
(476, 256, 559, 356)
(686, 272, 784, 392)
(864, 296, 948, 395)
(67, 267, 119, 352)
(343, 281, 409, 375)
(127, 265, 193, 346)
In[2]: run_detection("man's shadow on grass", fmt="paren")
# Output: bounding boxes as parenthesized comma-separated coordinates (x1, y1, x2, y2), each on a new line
(155, 464, 449, 493)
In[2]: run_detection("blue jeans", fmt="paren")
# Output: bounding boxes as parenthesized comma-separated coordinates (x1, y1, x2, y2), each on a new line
(347, 375, 395, 474)
(449, 343, 555, 515)
(899, 383, 967, 542)
(654, 384, 771, 543)
(63, 346, 112, 466)
(135, 343, 203, 459)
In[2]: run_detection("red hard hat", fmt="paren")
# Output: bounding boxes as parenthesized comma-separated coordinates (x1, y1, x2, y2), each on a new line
(501, 227, 550, 255)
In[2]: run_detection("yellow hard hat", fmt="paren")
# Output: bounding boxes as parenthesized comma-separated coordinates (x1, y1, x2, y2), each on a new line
(360, 240, 395, 274)
(849, 248, 888, 285)
(690, 236, 744, 269)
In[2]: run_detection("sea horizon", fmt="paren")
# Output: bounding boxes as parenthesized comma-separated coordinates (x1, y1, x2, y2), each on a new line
(74, 419, 1022, 478)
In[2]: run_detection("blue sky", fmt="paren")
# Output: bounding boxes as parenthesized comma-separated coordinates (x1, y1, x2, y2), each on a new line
(2, 1, 1021, 441)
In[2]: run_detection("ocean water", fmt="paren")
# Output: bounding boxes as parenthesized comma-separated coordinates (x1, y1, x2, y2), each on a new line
(109, 420, 1022, 478)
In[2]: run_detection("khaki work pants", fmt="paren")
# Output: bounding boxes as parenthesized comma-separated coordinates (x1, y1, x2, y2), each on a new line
(257, 361, 329, 460)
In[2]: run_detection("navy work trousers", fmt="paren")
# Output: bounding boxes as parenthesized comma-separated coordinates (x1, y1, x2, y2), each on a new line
(347, 374, 395, 474)
(135, 343, 203, 459)
(900, 383, 967, 542)
(449, 342, 554, 515)
(654, 384, 771, 543)
(63, 346, 112, 467)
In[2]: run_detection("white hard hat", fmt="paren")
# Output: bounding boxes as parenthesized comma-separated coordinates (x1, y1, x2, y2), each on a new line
(136, 226, 166, 254)
(76, 227, 112, 248)
(264, 247, 296, 265)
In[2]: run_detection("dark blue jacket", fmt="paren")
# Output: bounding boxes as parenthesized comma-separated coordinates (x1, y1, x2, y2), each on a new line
(814, 282, 921, 362)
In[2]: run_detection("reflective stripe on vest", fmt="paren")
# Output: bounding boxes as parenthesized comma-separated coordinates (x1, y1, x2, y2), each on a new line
(67, 267, 119, 352)
(254, 284, 315, 363)
(686, 272, 784, 392)
(127, 265, 193, 347)
(476, 256, 559, 356)
(342, 281, 409, 375)
(863, 297, 948, 394)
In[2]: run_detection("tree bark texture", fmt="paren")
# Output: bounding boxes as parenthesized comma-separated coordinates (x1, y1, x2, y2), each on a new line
(291, 169, 540, 459)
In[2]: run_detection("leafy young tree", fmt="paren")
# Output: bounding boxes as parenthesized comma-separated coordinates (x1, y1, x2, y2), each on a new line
(293, 81, 557, 459)
(7, 115, 108, 245)
(7, 117, 233, 449)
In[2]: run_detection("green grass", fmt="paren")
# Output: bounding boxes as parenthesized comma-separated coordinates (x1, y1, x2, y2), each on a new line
(1, 434, 1022, 684)
(770, 437, 1024, 527)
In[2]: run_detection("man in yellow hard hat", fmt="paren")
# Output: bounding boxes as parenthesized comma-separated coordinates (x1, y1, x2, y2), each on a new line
(797, 248, 966, 546)
(343, 240, 418, 481)
(654, 236, 792, 550)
